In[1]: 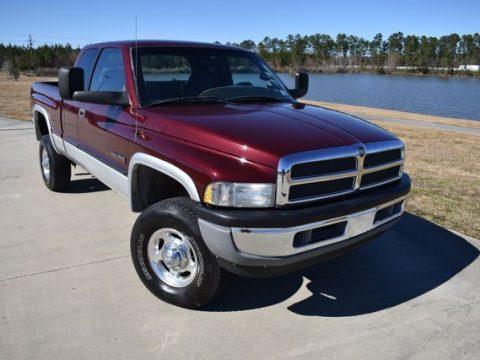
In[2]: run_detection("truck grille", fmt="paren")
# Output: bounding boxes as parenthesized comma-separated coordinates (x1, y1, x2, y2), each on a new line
(276, 141, 404, 205)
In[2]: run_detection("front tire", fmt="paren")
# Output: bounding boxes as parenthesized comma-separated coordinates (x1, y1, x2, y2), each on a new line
(39, 135, 71, 191)
(130, 198, 224, 308)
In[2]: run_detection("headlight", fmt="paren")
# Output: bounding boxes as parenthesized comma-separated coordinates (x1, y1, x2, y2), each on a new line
(204, 182, 275, 208)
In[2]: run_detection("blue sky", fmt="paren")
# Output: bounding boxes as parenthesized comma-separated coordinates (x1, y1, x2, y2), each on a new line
(1, 0, 479, 47)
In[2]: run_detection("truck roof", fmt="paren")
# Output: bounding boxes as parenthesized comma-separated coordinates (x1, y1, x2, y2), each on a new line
(83, 40, 250, 52)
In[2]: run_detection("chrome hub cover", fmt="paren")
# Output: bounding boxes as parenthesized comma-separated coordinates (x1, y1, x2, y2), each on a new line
(41, 147, 50, 180)
(161, 242, 189, 270)
(147, 228, 198, 288)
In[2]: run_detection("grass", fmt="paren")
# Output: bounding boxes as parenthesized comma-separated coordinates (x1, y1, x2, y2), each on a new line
(375, 122, 480, 239)
(1, 71, 479, 238)
(0, 72, 55, 120)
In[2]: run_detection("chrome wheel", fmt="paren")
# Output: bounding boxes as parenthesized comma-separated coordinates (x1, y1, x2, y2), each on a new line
(147, 228, 198, 288)
(41, 147, 50, 180)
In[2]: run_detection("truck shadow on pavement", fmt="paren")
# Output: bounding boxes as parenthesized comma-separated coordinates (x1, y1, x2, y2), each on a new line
(64, 177, 110, 193)
(205, 213, 479, 315)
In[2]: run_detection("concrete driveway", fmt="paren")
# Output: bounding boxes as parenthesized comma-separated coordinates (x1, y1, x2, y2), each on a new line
(1, 118, 479, 359)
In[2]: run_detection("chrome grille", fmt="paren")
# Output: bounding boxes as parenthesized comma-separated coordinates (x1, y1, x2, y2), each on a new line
(276, 140, 405, 206)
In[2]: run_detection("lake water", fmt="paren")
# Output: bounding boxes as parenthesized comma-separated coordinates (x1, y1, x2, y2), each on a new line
(277, 73, 480, 121)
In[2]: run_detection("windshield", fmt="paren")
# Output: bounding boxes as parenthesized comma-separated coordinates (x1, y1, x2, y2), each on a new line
(132, 46, 293, 107)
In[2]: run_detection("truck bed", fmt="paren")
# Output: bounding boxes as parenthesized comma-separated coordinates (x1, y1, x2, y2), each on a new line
(31, 81, 63, 138)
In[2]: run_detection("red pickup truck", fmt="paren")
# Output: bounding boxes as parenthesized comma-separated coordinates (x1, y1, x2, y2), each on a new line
(31, 40, 410, 308)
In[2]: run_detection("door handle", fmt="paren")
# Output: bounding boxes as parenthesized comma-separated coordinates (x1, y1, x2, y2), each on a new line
(78, 109, 86, 118)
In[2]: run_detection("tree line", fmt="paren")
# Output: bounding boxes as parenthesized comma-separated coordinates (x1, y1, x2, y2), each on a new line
(0, 43, 79, 79)
(230, 32, 480, 74)
(1, 32, 480, 79)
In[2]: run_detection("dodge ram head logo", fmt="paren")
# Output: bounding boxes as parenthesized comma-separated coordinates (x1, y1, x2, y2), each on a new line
(358, 146, 366, 157)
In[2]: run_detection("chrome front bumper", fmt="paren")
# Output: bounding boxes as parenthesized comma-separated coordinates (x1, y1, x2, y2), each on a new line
(198, 195, 406, 265)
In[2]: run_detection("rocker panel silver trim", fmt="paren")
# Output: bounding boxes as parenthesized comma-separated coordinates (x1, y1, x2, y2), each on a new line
(63, 141, 129, 196)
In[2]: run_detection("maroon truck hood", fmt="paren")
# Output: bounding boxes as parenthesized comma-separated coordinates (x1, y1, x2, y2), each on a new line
(141, 103, 398, 168)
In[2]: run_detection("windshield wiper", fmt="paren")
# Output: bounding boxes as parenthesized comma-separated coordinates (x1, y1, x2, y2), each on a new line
(226, 95, 285, 103)
(144, 96, 231, 108)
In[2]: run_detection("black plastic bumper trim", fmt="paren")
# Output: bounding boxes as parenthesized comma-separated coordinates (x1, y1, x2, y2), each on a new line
(196, 173, 410, 229)
(218, 216, 400, 277)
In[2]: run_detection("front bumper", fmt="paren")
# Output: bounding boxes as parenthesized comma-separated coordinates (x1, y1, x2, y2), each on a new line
(196, 173, 410, 276)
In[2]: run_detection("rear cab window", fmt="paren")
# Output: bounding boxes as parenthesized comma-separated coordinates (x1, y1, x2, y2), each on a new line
(76, 48, 99, 89)
(90, 48, 126, 92)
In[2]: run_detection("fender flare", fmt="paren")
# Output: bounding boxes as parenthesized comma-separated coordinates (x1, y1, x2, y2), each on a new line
(128, 153, 201, 210)
(32, 104, 64, 154)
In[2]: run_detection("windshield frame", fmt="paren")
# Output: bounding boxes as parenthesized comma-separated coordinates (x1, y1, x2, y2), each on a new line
(129, 45, 294, 108)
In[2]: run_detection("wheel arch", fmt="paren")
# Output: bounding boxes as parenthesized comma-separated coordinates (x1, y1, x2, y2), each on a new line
(128, 153, 201, 212)
(31, 104, 65, 155)
(32, 104, 52, 141)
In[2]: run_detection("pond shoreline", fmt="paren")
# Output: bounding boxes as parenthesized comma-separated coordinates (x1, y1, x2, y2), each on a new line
(275, 67, 480, 78)
(279, 72, 480, 121)
(302, 100, 480, 131)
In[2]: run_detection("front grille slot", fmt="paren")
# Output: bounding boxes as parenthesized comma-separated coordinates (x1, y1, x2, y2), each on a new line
(289, 177, 355, 201)
(364, 149, 402, 168)
(374, 201, 404, 224)
(293, 221, 348, 248)
(360, 166, 401, 188)
(291, 157, 356, 179)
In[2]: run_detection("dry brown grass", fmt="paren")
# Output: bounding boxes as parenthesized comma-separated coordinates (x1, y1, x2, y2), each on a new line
(0, 72, 56, 120)
(373, 121, 480, 239)
(1, 73, 479, 238)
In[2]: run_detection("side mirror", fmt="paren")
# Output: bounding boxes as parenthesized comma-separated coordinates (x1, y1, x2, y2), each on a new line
(288, 72, 309, 99)
(59, 67, 84, 100)
(72, 91, 130, 107)
(259, 72, 271, 81)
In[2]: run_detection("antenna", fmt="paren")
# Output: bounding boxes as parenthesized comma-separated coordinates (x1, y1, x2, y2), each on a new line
(135, 16, 138, 72)
(134, 16, 139, 141)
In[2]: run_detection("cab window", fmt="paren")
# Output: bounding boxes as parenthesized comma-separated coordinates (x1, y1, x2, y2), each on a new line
(76, 48, 99, 89)
(90, 48, 126, 92)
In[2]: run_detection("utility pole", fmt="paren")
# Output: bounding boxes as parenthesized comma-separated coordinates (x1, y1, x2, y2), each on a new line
(28, 34, 34, 70)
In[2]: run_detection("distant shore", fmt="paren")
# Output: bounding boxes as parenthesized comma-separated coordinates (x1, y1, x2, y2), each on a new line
(9, 65, 480, 79)
(275, 67, 480, 78)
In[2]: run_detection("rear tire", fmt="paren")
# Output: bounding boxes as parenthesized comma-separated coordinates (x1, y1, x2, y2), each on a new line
(39, 135, 71, 191)
(130, 197, 224, 308)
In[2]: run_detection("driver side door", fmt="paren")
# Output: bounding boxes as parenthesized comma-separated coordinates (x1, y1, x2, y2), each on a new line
(77, 47, 134, 175)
